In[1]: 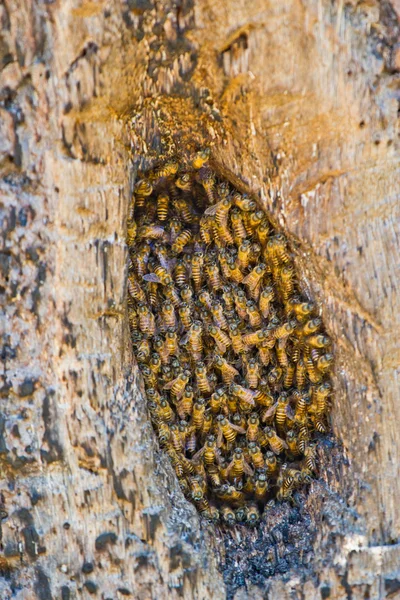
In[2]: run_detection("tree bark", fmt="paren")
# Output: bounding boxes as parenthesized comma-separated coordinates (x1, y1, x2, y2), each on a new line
(0, 0, 399, 599)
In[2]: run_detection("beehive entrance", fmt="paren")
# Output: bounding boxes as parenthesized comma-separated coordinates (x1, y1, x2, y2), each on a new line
(127, 150, 333, 526)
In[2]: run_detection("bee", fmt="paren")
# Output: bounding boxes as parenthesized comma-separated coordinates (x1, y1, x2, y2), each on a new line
(232, 192, 256, 212)
(306, 334, 331, 349)
(164, 328, 178, 357)
(230, 208, 247, 243)
(221, 505, 236, 526)
(172, 229, 192, 254)
(300, 317, 322, 336)
(138, 303, 156, 336)
(259, 286, 274, 318)
(303, 445, 317, 474)
(245, 358, 260, 389)
(208, 325, 231, 354)
(315, 382, 331, 415)
(305, 357, 322, 384)
(283, 363, 295, 389)
(273, 233, 291, 264)
(237, 240, 251, 270)
(216, 415, 245, 446)
(195, 362, 212, 395)
(150, 160, 179, 181)
(164, 370, 191, 399)
(279, 265, 295, 302)
(246, 503, 260, 526)
(160, 301, 177, 329)
(178, 303, 192, 329)
(192, 250, 204, 291)
(247, 442, 265, 469)
(198, 168, 216, 203)
(175, 173, 192, 191)
(233, 287, 248, 320)
(192, 148, 211, 170)
(133, 179, 153, 212)
(177, 386, 194, 419)
(256, 220, 270, 245)
(157, 192, 170, 221)
(180, 283, 194, 305)
(296, 358, 306, 389)
(227, 261, 244, 284)
(317, 353, 334, 374)
(174, 260, 187, 288)
(243, 263, 267, 291)
(136, 337, 151, 362)
(246, 413, 261, 443)
(199, 215, 213, 244)
(230, 383, 255, 407)
(185, 321, 203, 361)
(276, 337, 289, 367)
(221, 285, 234, 311)
(254, 472, 269, 501)
(264, 427, 288, 455)
(157, 422, 171, 446)
(245, 300, 262, 328)
(242, 328, 265, 347)
(286, 430, 301, 457)
(174, 197, 193, 223)
(227, 448, 253, 480)
(164, 282, 181, 308)
(190, 475, 206, 501)
(227, 324, 245, 355)
(192, 397, 206, 430)
(210, 301, 228, 330)
(288, 299, 315, 320)
(158, 398, 175, 423)
(137, 224, 166, 241)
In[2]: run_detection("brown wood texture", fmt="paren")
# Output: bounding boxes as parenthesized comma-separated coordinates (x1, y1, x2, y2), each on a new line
(0, 1, 399, 598)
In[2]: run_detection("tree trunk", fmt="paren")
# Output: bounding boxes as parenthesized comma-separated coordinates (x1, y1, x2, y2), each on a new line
(1, 0, 399, 598)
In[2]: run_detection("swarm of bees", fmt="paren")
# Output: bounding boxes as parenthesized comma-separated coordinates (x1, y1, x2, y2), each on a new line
(127, 149, 333, 526)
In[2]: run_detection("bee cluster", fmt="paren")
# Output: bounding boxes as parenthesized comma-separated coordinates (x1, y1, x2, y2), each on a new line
(127, 150, 333, 526)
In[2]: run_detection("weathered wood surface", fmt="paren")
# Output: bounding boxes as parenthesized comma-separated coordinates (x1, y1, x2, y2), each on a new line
(0, 0, 399, 598)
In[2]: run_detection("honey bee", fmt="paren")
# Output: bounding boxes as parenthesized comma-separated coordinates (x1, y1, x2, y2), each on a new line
(175, 173, 192, 191)
(210, 301, 228, 331)
(303, 445, 317, 474)
(134, 179, 153, 211)
(279, 265, 295, 302)
(138, 303, 156, 336)
(283, 363, 295, 389)
(230, 383, 255, 407)
(195, 362, 212, 395)
(314, 382, 331, 414)
(227, 448, 253, 479)
(230, 208, 247, 243)
(178, 303, 192, 329)
(286, 430, 301, 457)
(180, 283, 194, 304)
(259, 286, 274, 318)
(306, 334, 331, 349)
(246, 503, 260, 526)
(164, 370, 191, 399)
(164, 328, 178, 357)
(243, 263, 267, 291)
(264, 427, 288, 455)
(160, 301, 177, 329)
(156, 192, 170, 221)
(276, 337, 289, 367)
(245, 358, 260, 389)
(192, 397, 206, 430)
(246, 413, 261, 442)
(190, 475, 206, 501)
(245, 301, 262, 328)
(296, 358, 306, 389)
(221, 505, 236, 526)
(184, 320, 203, 360)
(237, 240, 251, 270)
(151, 160, 179, 181)
(242, 328, 265, 347)
(248, 442, 265, 469)
(256, 220, 270, 245)
(316, 353, 334, 374)
(208, 325, 231, 354)
(192, 148, 211, 170)
(254, 472, 269, 501)
(177, 386, 194, 419)
(216, 415, 245, 446)
(172, 229, 192, 254)
(232, 192, 256, 212)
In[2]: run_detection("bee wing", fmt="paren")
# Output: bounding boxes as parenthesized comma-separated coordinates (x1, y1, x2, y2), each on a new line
(276, 434, 289, 450)
(180, 332, 190, 346)
(261, 402, 278, 422)
(226, 458, 235, 474)
(285, 405, 295, 420)
(191, 446, 205, 462)
(230, 423, 246, 434)
(143, 273, 162, 283)
(217, 429, 223, 448)
(243, 460, 254, 476)
(163, 377, 179, 390)
(204, 200, 223, 216)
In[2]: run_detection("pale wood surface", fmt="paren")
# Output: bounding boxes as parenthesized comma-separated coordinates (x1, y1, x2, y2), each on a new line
(0, 0, 399, 598)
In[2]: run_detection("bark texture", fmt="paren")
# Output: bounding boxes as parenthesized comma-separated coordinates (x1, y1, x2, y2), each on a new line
(0, 0, 399, 599)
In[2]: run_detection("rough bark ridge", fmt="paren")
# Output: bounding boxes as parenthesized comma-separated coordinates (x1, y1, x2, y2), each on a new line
(0, 0, 399, 599)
